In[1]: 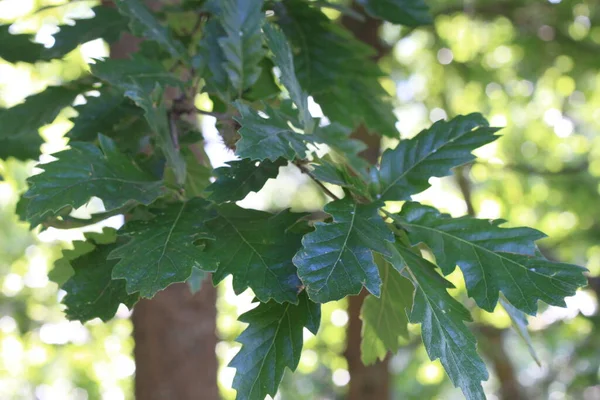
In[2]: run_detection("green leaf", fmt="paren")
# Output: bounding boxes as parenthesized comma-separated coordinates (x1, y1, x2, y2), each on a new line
(198, 19, 231, 98)
(311, 160, 371, 200)
(388, 243, 489, 400)
(275, 1, 398, 136)
(44, 6, 129, 59)
(206, 205, 305, 303)
(312, 123, 369, 176)
(293, 198, 394, 303)
(398, 201, 588, 313)
(234, 101, 314, 161)
(377, 113, 500, 201)
(0, 25, 44, 63)
(360, 256, 413, 364)
(67, 88, 144, 142)
(230, 292, 320, 400)
(206, 158, 285, 203)
(24, 135, 163, 227)
(357, 0, 432, 26)
(109, 199, 216, 298)
(0, 84, 84, 160)
(263, 23, 314, 133)
(500, 298, 541, 366)
(63, 240, 139, 323)
(115, 0, 188, 60)
(218, 0, 265, 95)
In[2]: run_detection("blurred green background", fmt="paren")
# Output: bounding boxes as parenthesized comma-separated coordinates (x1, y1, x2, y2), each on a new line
(0, 0, 599, 399)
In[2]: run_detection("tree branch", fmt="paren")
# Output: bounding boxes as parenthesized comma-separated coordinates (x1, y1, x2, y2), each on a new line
(294, 161, 341, 201)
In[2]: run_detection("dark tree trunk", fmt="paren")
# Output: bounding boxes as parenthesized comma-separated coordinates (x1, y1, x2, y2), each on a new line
(103, 1, 219, 399)
(340, 3, 391, 392)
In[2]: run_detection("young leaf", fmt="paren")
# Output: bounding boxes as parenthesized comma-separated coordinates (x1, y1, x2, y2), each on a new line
(109, 199, 216, 298)
(44, 6, 129, 59)
(206, 205, 304, 304)
(312, 123, 369, 176)
(500, 298, 541, 366)
(205, 158, 286, 203)
(398, 202, 588, 314)
(0, 84, 84, 160)
(0, 25, 45, 63)
(263, 23, 314, 133)
(275, 0, 398, 136)
(187, 267, 206, 294)
(293, 198, 394, 303)
(24, 135, 163, 227)
(234, 102, 314, 161)
(230, 292, 321, 400)
(360, 256, 414, 364)
(389, 243, 489, 400)
(63, 241, 139, 323)
(218, 0, 265, 95)
(357, 0, 432, 26)
(377, 113, 500, 201)
(115, 0, 188, 60)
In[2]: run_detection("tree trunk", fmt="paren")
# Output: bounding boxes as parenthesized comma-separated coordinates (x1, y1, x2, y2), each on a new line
(102, 1, 219, 399)
(340, 3, 391, 393)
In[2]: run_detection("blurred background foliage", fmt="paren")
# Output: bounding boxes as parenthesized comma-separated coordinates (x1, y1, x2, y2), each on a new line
(0, 0, 599, 399)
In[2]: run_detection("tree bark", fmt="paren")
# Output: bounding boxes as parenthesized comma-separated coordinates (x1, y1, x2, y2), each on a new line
(341, 6, 391, 397)
(102, 1, 219, 399)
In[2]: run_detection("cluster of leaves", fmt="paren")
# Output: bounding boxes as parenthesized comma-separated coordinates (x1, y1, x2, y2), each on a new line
(0, 1, 588, 399)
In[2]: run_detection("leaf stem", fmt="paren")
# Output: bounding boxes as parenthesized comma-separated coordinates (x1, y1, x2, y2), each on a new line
(294, 162, 341, 201)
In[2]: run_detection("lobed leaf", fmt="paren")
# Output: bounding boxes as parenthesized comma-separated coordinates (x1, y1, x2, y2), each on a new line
(206, 205, 305, 304)
(24, 135, 163, 227)
(357, 0, 432, 26)
(293, 197, 394, 303)
(109, 199, 216, 298)
(230, 292, 320, 400)
(398, 202, 588, 313)
(0, 25, 45, 63)
(377, 113, 500, 201)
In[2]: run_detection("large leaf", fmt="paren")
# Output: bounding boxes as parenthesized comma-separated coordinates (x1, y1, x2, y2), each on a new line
(44, 6, 129, 59)
(206, 205, 304, 304)
(293, 198, 394, 303)
(218, 0, 265, 95)
(234, 102, 314, 161)
(377, 113, 500, 201)
(230, 292, 320, 400)
(275, 0, 398, 136)
(115, 0, 188, 59)
(263, 23, 313, 133)
(0, 25, 45, 63)
(63, 240, 139, 323)
(109, 199, 216, 298)
(206, 158, 285, 203)
(0, 84, 84, 160)
(398, 202, 588, 313)
(357, 0, 432, 26)
(388, 243, 489, 400)
(360, 256, 413, 364)
(24, 135, 163, 227)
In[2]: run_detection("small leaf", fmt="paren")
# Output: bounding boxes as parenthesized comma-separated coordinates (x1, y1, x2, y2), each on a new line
(63, 240, 139, 323)
(24, 135, 163, 227)
(234, 101, 314, 161)
(116, 0, 188, 60)
(218, 0, 265, 95)
(230, 292, 321, 400)
(357, 0, 432, 26)
(388, 242, 489, 400)
(312, 123, 369, 176)
(206, 158, 285, 203)
(377, 113, 500, 201)
(500, 298, 541, 366)
(0, 25, 45, 63)
(206, 205, 305, 304)
(187, 267, 207, 294)
(263, 23, 314, 133)
(398, 201, 588, 313)
(44, 6, 129, 59)
(0, 84, 85, 160)
(293, 197, 394, 303)
(360, 255, 413, 364)
(109, 199, 216, 298)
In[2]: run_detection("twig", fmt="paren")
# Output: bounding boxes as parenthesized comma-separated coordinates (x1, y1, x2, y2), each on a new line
(294, 162, 341, 201)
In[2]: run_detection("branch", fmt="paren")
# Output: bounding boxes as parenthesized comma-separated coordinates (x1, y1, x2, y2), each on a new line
(294, 161, 341, 201)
